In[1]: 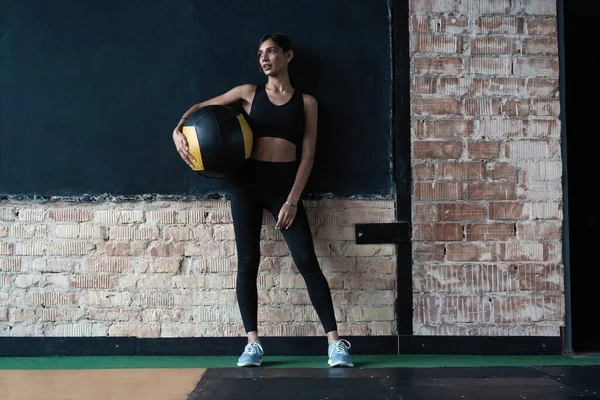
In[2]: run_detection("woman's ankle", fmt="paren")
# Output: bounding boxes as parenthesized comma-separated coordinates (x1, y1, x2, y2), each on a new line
(247, 331, 259, 344)
(326, 330, 339, 345)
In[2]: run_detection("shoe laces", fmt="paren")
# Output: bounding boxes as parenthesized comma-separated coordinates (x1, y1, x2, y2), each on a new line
(330, 339, 351, 356)
(243, 340, 264, 356)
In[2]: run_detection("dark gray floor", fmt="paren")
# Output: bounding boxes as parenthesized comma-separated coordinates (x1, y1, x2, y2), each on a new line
(188, 366, 600, 399)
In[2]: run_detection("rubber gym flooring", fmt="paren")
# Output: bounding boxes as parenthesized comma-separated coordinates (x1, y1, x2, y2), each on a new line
(1, 355, 600, 399)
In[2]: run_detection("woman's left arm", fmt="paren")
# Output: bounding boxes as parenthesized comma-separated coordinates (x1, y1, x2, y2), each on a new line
(275, 94, 318, 229)
(287, 94, 318, 204)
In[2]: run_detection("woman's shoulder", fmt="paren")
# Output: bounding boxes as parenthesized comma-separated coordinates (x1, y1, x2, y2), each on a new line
(301, 93, 317, 108)
(230, 83, 259, 102)
(300, 93, 317, 118)
(236, 83, 259, 93)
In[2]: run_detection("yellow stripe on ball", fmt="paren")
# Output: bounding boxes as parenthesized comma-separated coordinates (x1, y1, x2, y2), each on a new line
(237, 114, 253, 159)
(182, 126, 204, 171)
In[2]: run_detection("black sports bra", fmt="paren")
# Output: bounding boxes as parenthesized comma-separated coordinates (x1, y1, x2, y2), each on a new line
(246, 84, 305, 148)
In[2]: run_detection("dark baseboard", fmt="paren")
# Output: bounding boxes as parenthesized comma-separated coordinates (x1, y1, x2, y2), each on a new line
(0, 335, 562, 357)
(398, 335, 562, 356)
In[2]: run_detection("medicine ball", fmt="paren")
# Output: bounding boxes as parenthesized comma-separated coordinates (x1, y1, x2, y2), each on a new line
(181, 105, 253, 178)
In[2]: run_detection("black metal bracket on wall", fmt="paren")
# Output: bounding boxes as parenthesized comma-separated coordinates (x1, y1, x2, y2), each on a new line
(355, 222, 411, 245)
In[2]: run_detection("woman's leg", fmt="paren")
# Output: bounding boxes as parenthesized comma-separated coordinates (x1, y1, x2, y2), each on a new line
(267, 198, 338, 336)
(230, 184, 263, 340)
(267, 197, 353, 366)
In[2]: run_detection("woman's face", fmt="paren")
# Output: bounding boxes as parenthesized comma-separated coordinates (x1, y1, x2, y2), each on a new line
(257, 39, 291, 77)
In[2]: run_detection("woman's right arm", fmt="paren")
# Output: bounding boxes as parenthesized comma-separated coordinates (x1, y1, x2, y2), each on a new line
(173, 84, 255, 167)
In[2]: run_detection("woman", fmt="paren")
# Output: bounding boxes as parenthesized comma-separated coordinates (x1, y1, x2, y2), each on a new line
(172, 33, 353, 368)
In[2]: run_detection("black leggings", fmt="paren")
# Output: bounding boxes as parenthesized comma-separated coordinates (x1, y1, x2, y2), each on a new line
(229, 159, 337, 334)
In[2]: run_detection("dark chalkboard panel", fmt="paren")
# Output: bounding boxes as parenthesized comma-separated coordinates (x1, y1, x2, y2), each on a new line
(0, 0, 392, 199)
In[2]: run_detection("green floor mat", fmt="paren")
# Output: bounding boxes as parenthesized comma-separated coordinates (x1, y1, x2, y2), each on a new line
(1, 355, 599, 370)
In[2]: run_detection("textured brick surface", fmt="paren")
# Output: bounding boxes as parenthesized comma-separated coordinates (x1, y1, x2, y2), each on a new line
(0, 200, 395, 337)
(410, 0, 562, 336)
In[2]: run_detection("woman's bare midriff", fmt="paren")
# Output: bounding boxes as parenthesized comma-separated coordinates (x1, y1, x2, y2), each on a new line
(251, 137, 296, 162)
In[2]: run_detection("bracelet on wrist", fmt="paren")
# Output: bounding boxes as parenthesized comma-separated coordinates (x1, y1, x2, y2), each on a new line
(285, 201, 297, 208)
